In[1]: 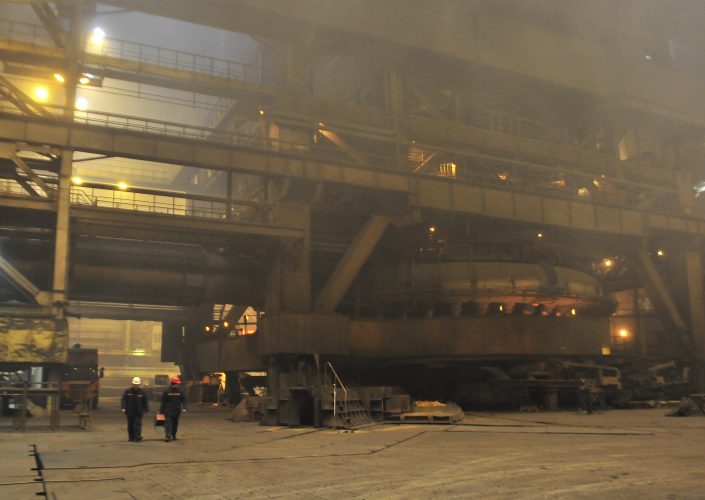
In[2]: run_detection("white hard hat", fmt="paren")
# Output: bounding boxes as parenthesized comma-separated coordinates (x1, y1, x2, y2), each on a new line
(131, 377, 141, 385)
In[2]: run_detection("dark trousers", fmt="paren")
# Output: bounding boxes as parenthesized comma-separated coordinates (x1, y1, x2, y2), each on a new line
(165, 414, 180, 438)
(578, 391, 594, 414)
(127, 414, 143, 440)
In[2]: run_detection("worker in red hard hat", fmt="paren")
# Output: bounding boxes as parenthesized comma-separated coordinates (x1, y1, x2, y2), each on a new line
(159, 375, 187, 442)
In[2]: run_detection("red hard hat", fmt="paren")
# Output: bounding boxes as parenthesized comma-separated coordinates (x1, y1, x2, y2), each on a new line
(170, 377, 181, 384)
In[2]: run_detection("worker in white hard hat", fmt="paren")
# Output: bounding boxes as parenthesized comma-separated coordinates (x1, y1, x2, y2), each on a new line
(121, 376, 149, 442)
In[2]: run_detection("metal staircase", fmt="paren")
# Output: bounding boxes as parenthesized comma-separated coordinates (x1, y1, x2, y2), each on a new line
(320, 362, 374, 429)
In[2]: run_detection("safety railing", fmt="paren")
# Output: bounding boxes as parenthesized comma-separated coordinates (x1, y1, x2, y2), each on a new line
(91, 35, 276, 87)
(0, 381, 60, 431)
(324, 361, 348, 429)
(70, 186, 265, 222)
(0, 178, 38, 197)
(0, 17, 277, 87)
(0, 100, 394, 170)
(0, 18, 53, 47)
(0, 175, 267, 221)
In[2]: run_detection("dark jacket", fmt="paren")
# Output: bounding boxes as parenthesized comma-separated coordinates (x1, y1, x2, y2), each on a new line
(121, 387, 149, 416)
(159, 385, 186, 416)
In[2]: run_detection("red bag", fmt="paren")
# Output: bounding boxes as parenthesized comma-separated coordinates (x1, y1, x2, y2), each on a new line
(155, 413, 166, 427)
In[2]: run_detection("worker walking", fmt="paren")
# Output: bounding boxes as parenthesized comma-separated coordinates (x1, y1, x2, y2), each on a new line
(121, 377, 149, 442)
(160, 376, 187, 442)
(577, 377, 594, 415)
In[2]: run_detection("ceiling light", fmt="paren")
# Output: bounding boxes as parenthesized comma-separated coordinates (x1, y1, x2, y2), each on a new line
(117, 182, 128, 190)
(53, 73, 65, 83)
(34, 86, 49, 102)
(90, 27, 105, 46)
(75, 97, 88, 111)
(71, 177, 83, 185)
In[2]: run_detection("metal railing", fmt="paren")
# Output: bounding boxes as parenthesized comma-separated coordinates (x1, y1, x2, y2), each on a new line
(0, 17, 277, 87)
(324, 362, 348, 429)
(0, 100, 394, 170)
(70, 186, 265, 221)
(0, 381, 60, 430)
(0, 17, 52, 47)
(91, 34, 275, 87)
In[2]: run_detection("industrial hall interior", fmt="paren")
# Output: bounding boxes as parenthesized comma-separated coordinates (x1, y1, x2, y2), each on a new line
(3, 1, 705, 498)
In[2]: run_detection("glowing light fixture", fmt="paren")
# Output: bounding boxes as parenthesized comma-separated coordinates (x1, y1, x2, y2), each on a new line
(577, 187, 590, 198)
(89, 27, 105, 46)
(223, 321, 230, 328)
(618, 328, 630, 338)
(497, 171, 510, 181)
(657, 249, 665, 257)
(34, 86, 49, 102)
(79, 76, 90, 85)
(428, 226, 436, 233)
(498, 304, 504, 312)
(258, 108, 265, 116)
(75, 97, 88, 111)
(117, 181, 128, 190)
(602, 258, 613, 269)
(204, 325, 211, 333)
(537, 232, 544, 239)
(71, 177, 83, 185)
(53, 73, 65, 83)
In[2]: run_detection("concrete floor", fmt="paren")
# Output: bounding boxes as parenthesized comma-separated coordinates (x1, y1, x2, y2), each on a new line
(1, 399, 705, 499)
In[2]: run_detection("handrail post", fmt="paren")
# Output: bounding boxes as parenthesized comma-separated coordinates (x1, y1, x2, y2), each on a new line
(20, 383, 28, 431)
(332, 382, 336, 429)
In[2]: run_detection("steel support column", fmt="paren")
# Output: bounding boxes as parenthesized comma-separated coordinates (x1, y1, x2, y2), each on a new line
(314, 215, 390, 313)
(266, 203, 311, 313)
(634, 250, 689, 348)
(684, 249, 705, 390)
(51, 150, 72, 312)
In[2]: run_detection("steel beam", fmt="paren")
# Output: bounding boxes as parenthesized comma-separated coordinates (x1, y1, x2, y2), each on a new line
(0, 75, 52, 117)
(66, 302, 197, 321)
(11, 172, 41, 196)
(222, 304, 248, 326)
(318, 129, 366, 164)
(634, 250, 689, 345)
(0, 195, 53, 211)
(10, 154, 55, 198)
(0, 254, 49, 305)
(0, 112, 704, 238)
(30, 2, 66, 48)
(314, 214, 389, 313)
(51, 150, 72, 309)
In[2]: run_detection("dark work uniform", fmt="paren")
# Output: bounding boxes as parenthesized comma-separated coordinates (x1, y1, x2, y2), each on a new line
(159, 384, 186, 441)
(121, 387, 149, 441)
